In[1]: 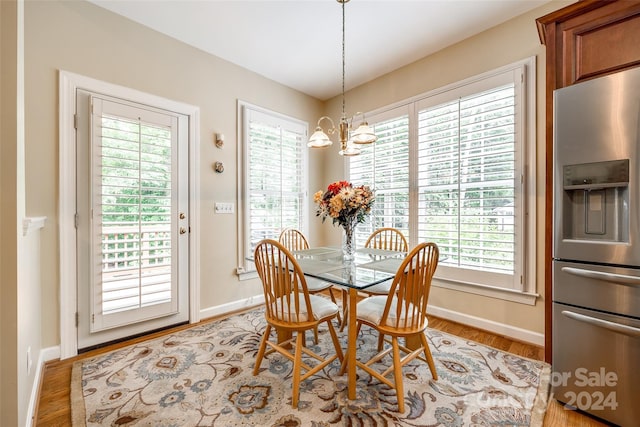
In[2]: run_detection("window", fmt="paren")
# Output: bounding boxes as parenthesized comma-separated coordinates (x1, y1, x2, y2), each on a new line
(349, 59, 536, 301)
(237, 102, 308, 275)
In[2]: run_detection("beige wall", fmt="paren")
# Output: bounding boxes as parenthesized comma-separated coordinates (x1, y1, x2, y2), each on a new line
(0, 2, 5, 422)
(24, 0, 324, 350)
(1, 1, 19, 425)
(321, 0, 574, 335)
(2, 0, 34, 424)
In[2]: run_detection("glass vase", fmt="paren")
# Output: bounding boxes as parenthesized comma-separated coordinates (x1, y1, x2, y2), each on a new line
(342, 221, 356, 261)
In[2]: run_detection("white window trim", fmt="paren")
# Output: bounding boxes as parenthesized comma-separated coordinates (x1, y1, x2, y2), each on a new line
(235, 100, 309, 280)
(351, 57, 537, 305)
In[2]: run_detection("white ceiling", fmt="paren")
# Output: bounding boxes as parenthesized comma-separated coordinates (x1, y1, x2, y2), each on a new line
(89, 0, 551, 100)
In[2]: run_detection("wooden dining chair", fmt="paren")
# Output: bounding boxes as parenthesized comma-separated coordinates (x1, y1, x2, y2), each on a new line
(278, 228, 342, 333)
(353, 242, 439, 413)
(252, 239, 344, 409)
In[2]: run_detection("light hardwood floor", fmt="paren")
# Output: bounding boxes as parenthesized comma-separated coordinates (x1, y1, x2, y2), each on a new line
(34, 306, 610, 426)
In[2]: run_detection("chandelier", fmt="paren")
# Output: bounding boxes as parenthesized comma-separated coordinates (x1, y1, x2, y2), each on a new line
(307, 0, 377, 156)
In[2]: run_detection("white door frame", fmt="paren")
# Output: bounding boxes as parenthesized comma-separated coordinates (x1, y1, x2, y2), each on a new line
(58, 70, 201, 359)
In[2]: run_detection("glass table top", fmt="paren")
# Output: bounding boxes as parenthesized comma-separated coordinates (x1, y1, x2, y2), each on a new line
(292, 247, 405, 290)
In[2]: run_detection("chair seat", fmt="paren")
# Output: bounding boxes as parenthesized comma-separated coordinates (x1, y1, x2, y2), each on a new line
(274, 293, 339, 322)
(362, 279, 392, 295)
(305, 276, 334, 293)
(356, 295, 421, 328)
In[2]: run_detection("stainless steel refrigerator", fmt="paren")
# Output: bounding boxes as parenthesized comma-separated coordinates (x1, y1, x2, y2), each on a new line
(553, 66, 640, 426)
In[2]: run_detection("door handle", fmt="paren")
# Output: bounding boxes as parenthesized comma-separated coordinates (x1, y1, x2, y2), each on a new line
(561, 266, 640, 287)
(561, 310, 640, 338)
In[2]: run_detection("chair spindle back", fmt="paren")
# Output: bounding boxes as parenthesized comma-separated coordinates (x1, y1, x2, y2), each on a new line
(254, 239, 314, 327)
(365, 227, 408, 252)
(381, 242, 439, 332)
(278, 228, 310, 252)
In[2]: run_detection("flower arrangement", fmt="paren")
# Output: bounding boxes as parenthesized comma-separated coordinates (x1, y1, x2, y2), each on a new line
(313, 181, 374, 228)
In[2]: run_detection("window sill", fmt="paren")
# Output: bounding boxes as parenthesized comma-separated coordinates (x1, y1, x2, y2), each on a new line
(236, 267, 258, 281)
(432, 276, 539, 305)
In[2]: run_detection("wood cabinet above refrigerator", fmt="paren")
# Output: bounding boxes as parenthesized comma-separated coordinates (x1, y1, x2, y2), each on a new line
(537, 0, 640, 362)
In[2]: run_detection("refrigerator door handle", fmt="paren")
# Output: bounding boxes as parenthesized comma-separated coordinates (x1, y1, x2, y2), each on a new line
(561, 266, 640, 287)
(561, 310, 640, 338)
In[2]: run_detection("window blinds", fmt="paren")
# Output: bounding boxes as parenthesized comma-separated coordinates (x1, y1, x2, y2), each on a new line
(94, 101, 176, 318)
(349, 113, 410, 247)
(246, 108, 306, 254)
(418, 84, 516, 275)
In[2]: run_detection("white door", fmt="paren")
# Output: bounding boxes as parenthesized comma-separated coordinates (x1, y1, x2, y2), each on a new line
(76, 90, 189, 349)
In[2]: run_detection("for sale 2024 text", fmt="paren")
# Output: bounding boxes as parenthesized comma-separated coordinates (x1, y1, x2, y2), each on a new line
(551, 367, 618, 412)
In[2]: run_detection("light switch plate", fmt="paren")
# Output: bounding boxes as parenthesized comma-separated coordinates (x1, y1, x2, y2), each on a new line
(214, 202, 235, 214)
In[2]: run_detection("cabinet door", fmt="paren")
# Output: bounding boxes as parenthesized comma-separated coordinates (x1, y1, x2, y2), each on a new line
(559, 2, 640, 86)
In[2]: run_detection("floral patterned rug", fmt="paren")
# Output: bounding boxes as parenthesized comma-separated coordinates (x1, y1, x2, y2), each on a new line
(71, 308, 550, 426)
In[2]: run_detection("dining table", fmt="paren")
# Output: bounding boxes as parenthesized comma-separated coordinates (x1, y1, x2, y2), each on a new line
(291, 246, 406, 401)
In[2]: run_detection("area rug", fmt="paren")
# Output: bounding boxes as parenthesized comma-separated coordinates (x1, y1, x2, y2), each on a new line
(71, 308, 551, 426)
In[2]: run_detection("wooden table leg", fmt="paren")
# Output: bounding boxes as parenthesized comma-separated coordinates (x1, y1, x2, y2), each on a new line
(276, 328, 292, 347)
(405, 335, 421, 350)
(347, 287, 357, 400)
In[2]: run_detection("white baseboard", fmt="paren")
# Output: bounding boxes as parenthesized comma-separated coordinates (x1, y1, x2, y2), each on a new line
(27, 346, 61, 427)
(199, 294, 265, 321)
(427, 304, 545, 347)
(25, 362, 41, 427)
(40, 345, 61, 362)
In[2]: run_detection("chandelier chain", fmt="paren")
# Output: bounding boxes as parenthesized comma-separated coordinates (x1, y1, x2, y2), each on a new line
(341, 0, 346, 116)
(306, 0, 376, 153)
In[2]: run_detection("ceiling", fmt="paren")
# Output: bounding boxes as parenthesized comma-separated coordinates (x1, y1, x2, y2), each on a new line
(89, 0, 551, 100)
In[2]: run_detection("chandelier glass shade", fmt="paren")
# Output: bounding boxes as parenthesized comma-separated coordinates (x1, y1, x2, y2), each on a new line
(307, 0, 377, 156)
